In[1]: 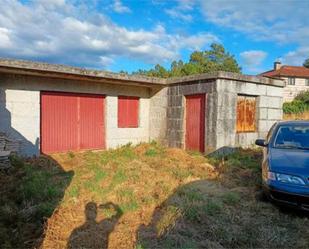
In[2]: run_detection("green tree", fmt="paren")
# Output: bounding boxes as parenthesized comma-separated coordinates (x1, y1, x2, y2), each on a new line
(303, 58, 309, 68)
(132, 43, 241, 78)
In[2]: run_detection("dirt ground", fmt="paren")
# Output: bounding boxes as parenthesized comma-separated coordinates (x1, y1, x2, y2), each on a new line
(1, 143, 308, 249)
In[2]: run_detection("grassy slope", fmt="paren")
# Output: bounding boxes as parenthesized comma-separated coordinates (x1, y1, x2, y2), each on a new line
(1, 143, 308, 249)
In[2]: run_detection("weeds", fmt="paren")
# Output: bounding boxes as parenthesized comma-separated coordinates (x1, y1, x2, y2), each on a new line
(203, 200, 223, 216)
(0, 156, 72, 248)
(221, 191, 241, 205)
(3, 145, 308, 249)
(137, 148, 309, 249)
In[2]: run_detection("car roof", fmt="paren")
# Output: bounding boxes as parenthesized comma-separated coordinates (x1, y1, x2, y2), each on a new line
(276, 120, 309, 126)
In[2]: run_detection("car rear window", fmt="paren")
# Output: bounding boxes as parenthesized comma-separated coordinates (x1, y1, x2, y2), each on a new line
(274, 125, 309, 149)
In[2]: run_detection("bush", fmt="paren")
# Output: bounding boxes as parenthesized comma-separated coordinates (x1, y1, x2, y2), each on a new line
(294, 90, 309, 104)
(283, 100, 308, 114)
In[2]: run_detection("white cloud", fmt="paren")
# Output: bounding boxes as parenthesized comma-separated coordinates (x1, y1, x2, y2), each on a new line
(200, 0, 309, 66)
(200, 0, 308, 43)
(100, 56, 114, 67)
(240, 50, 267, 66)
(0, 0, 218, 69)
(165, 8, 192, 22)
(281, 47, 309, 66)
(240, 50, 267, 73)
(35, 0, 65, 7)
(112, 0, 131, 14)
(176, 0, 195, 11)
(0, 27, 12, 48)
(165, 0, 195, 22)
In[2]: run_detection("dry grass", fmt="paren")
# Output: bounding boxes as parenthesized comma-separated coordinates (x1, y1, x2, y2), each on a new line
(137, 149, 309, 249)
(283, 111, 309, 120)
(41, 142, 217, 249)
(1, 143, 308, 249)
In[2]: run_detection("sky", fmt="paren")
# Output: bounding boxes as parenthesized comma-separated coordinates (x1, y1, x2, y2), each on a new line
(0, 0, 308, 75)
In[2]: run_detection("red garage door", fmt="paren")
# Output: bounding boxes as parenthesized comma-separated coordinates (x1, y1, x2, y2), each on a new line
(41, 92, 105, 154)
(185, 94, 205, 153)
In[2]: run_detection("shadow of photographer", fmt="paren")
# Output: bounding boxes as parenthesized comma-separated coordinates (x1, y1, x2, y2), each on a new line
(68, 202, 123, 249)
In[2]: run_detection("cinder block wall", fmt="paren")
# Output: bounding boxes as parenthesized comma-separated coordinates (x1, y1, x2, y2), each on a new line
(215, 79, 283, 149)
(165, 80, 217, 151)
(149, 87, 168, 144)
(164, 77, 283, 153)
(0, 73, 151, 155)
(0, 71, 284, 156)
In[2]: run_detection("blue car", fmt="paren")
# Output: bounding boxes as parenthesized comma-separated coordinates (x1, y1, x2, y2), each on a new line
(255, 121, 309, 211)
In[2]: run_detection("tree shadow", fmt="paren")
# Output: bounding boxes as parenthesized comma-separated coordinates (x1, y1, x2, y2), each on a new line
(0, 155, 74, 248)
(136, 149, 309, 249)
(136, 180, 218, 249)
(68, 202, 123, 249)
(0, 87, 74, 248)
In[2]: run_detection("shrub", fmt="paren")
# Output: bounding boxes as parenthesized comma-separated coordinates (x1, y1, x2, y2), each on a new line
(283, 100, 308, 114)
(294, 90, 309, 104)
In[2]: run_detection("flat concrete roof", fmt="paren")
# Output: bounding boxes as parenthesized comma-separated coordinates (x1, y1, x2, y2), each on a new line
(0, 58, 166, 87)
(0, 58, 284, 88)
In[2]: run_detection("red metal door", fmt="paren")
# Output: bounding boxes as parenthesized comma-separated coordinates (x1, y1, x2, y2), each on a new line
(118, 96, 139, 128)
(41, 92, 105, 154)
(79, 94, 105, 150)
(185, 94, 205, 153)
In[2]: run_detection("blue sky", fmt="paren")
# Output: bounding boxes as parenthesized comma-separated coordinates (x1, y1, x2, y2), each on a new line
(0, 0, 308, 75)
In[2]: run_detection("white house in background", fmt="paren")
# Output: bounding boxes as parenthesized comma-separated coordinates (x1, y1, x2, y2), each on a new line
(261, 62, 309, 102)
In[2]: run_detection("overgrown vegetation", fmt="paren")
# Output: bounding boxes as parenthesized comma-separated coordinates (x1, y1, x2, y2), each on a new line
(0, 156, 72, 248)
(126, 43, 241, 78)
(1, 144, 308, 249)
(138, 149, 309, 249)
(283, 90, 309, 114)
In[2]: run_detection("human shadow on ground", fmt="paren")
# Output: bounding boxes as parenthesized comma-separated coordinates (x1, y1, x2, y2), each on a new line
(68, 202, 123, 249)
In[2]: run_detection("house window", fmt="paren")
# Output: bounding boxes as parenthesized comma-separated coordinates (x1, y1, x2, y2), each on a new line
(236, 95, 257, 133)
(306, 79, 309, 86)
(287, 78, 295, 85)
(118, 96, 139, 128)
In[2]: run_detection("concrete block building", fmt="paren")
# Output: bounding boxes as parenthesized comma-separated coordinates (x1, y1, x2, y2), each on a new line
(0, 58, 284, 156)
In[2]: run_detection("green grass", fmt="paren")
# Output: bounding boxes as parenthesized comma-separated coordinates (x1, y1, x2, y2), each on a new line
(137, 148, 309, 249)
(0, 156, 73, 248)
(67, 185, 80, 198)
(112, 169, 127, 185)
(19, 163, 70, 203)
(221, 191, 241, 205)
(3, 145, 309, 249)
(144, 148, 158, 157)
(203, 200, 223, 216)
